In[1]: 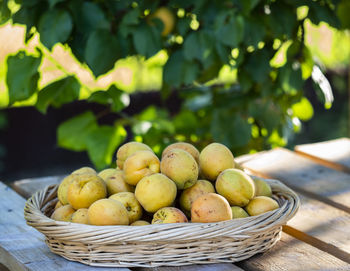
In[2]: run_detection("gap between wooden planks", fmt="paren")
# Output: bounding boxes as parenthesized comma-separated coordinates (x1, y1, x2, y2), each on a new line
(237, 147, 350, 264)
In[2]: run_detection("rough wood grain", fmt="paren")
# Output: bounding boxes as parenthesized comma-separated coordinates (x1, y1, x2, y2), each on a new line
(295, 138, 350, 173)
(285, 194, 350, 263)
(0, 182, 130, 271)
(238, 233, 349, 271)
(237, 148, 350, 213)
(11, 175, 65, 199)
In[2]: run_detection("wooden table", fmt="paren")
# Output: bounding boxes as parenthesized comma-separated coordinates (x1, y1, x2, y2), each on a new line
(1, 138, 350, 270)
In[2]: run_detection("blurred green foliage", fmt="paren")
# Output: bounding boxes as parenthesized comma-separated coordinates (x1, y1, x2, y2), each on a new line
(0, 0, 349, 169)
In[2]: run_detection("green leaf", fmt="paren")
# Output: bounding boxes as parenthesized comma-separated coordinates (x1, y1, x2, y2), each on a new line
(292, 97, 314, 121)
(68, 1, 109, 62)
(177, 17, 191, 36)
(12, 5, 44, 37)
(215, 42, 230, 63)
(36, 76, 80, 113)
(86, 125, 127, 169)
(183, 32, 201, 61)
(243, 18, 265, 47)
(238, 69, 253, 92)
(19, 0, 41, 7)
(173, 110, 197, 134)
(57, 111, 97, 151)
(217, 16, 244, 48)
(307, 2, 340, 28)
(38, 9, 72, 49)
(48, 0, 65, 9)
(137, 106, 158, 121)
(85, 29, 120, 77)
(163, 51, 199, 87)
(121, 8, 140, 26)
(235, 0, 260, 15)
(78, 2, 109, 31)
(300, 47, 314, 80)
(337, 0, 350, 29)
(244, 49, 270, 82)
(211, 110, 251, 148)
(133, 24, 162, 58)
(88, 85, 130, 112)
(183, 31, 216, 67)
(6, 51, 41, 105)
(268, 2, 297, 39)
(249, 100, 281, 134)
(279, 62, 303, 93)
(0, 0, 11, 24)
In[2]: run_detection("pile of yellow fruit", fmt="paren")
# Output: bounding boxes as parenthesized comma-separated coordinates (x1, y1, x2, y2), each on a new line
(51, 142, 279, 226)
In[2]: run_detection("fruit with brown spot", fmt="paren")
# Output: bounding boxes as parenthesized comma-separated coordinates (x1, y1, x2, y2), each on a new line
(162, 142, 200, 164)
(179, 180, 215, 216)
(161, 148, 198, 189)
(191, 193, 232, 223)
(98, 168, 119, 182)
(152, 207, 188, 224)
(71, 208, 89, 224)
(105, 169, 134, 196)
(109, 192, 142, 224)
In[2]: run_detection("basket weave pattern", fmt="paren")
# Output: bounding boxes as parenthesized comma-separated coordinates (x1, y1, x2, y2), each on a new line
(24, 178, 299, 268)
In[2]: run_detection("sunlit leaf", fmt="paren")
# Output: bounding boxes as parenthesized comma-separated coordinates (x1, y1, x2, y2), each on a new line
(0, 0, 11, 24)
(6, 51, 41, 105)
(292, 97, 314, 121)
(86, 125, 126, 169)
(57, 111, 97, 151)
(36, 76, 80, 113)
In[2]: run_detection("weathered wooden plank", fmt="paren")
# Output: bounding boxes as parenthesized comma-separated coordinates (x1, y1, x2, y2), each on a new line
(295, 138, 350, 173)
(238, 233, 349, 271)
(11, 175, 64, 199)
(0, 182, 131, 271)
(137, 263, 244, 271)
(237, 148, 350, 213)
(285, 194, 350, 263)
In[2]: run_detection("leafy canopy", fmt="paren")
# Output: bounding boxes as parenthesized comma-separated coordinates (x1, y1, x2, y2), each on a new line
(1, 0, 348, 169)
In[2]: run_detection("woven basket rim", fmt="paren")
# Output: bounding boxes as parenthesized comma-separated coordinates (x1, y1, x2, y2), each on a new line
(24, 177, 300, 243)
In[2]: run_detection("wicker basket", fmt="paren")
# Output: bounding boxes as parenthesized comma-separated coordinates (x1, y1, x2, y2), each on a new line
(24, 178, 299, 268)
